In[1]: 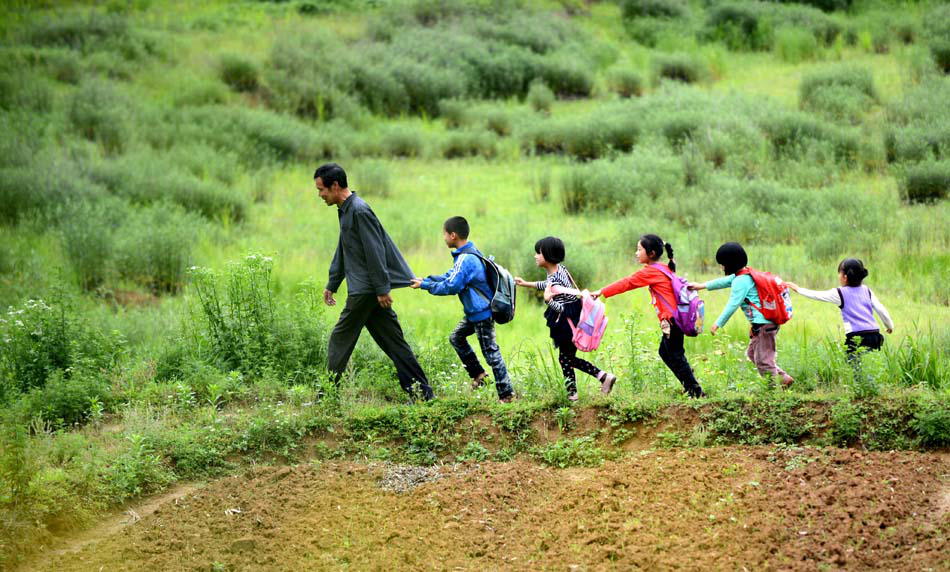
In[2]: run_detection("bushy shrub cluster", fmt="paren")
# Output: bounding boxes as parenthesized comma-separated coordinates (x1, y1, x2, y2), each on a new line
(900, 161, 950, 203)
(440, 129, 499, 159)
(264, 7, 594, 120)
(68, 79, 130, 154)
(653, 53, 708, 85)
(559, 150, 683, 213)
(218, 53, 259, 93)
(799, 65, 877, 123)
(0, 296, 122, 397)
(759, 112, 859, 163)
(607, 68, 645, 98)
(522, 106, 640, 160)
(704, 1, 841, 52)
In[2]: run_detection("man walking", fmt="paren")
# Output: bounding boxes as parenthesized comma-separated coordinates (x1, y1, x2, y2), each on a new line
(315, 163, 433, 401)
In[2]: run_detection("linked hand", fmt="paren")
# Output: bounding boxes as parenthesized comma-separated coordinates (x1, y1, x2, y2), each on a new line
(589, 290, 601, 300)
(323, 289, 336, 306)
(886, 328, 893, 334)
(377, 293, 393, 309)
(409, 278, 422, 289)
(709, 324, 719, 335)
(514, 277, 530, 287)
(784, 282, 800, 292)
(687, 282, 705, 291)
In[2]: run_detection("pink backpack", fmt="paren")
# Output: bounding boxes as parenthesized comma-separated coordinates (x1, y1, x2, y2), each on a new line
(551, 285, 608, 352)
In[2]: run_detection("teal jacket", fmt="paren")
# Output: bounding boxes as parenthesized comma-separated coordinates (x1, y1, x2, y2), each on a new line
(706, 273, 772, 328)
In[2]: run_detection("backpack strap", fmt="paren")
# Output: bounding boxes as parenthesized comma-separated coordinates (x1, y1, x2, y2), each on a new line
(836, 287, 844, 310)
(648, 263, 678, 315)
(561, 265, 580, 290)
(461, 251, 494, 302)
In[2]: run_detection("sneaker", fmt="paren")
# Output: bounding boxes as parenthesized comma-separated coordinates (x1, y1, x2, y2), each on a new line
(781, 374, 795, 388)
(499, 394, 515, 404)
(599, 373, 617, 395)
(567, 392, 579, 402)
(471, 372, 488, 390)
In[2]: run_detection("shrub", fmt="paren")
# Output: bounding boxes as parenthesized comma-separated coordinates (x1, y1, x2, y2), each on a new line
(440, 129, 498, 159)
(58, 200, 127, 291)
(0, 160, 106, 225)
(0, 71, 54, 113)
(439, 99, 470, 129)
(704, 2, 840, 51)
(760, 112, 859, 163)
(607, 67, 645, 98)
(354, 161, 392, 197)
(68, 80, 129, 154)
(11, 369, 112, 428)
(900, 161, 950, 203)
(653, 53, 706, 85)
(800, 65, 877, 107)
(559, 151, 682, 214)
(931, 39, 950, 74)
(537, 55, 594, 97)
(621, 0, 687, 20)
(661, 113, 704, 149)
(378, 127, 425, 158)
(526, 81, 554, 113)
(218, 54, 258, 92)
(114, 203, 203, 294)
(172, 77, 229, 107)
(884, 126, 950, 164)
(522, 111, 640, 160)
(533, 436, 610, 468)
(0, 296, 122, 395)
(25, 12, 129, 50)
(774, 26, 819, 64)
(480, 108, 512, 136)
(914, 402, 950, 447)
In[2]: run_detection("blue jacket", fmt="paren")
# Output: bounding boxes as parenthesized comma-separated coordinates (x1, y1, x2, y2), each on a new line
(421, 242, 493, 322)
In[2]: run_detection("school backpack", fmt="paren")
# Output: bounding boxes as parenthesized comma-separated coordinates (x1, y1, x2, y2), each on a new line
(650, 263, 705, 337)
(736, 267, 793, 325)
(551, 278, 609, 352)
(469, 252, 516, 324)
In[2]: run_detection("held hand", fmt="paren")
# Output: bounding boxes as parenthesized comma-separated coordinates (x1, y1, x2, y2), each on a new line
(377, 293, 393, 309)
(543, 284, 554, 302)
(709, 324, 719, 335)
(323, 289, 337, 306)
(589, 289, 602, 300)
(514, 277, 530, 287)
(687, 282, 705, 291)
(784, 282, 800, 292)
(886, 328, 893, 334)
(409, 278, 422, 289)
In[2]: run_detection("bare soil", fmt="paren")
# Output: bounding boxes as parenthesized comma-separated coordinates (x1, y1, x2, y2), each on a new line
(20, 447, 950, 571)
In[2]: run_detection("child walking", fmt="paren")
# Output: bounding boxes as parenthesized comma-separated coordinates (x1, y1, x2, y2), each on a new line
(410, 216, 515, 403)
(590, 234, 705, 398)
(785, 258, 893, 367)
(514, 236, 616, 401)
(688, 242, 795, 387)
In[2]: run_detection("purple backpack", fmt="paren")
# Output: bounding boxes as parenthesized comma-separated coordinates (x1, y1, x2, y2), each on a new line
(650, 263, 705, 337)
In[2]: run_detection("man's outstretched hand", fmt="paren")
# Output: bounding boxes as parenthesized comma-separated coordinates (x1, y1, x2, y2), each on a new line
(323, 289, 336, 306)
(409, 278, 423, 289)
(377, 293, 393, 309)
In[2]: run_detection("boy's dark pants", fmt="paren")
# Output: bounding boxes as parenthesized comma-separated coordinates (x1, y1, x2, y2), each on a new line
(449, 318, 513, 399)
(327, 294, 433, 400)
(658, 322, 704, 398)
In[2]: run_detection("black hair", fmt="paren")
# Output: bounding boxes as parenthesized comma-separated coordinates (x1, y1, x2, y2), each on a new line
(838, 258, 869, 286)
(639, 233, 675, 272)
(534, 236, 565, 264)
(443, 216, 470, 239)
(715, 242, 748, 276)
(313, 163, 347, 189)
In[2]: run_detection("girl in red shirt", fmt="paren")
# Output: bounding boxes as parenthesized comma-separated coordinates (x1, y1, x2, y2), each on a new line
(591, 234, 705, 398)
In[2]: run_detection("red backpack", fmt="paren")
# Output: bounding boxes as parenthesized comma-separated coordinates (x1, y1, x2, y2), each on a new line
(736, 268, 793, 325)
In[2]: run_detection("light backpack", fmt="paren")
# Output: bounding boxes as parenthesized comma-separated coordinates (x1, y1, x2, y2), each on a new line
(469, 252, 516, 324)
(550, 269, 608, 352)
(736, 267, 793, 325)
(650, 263, 705, 337)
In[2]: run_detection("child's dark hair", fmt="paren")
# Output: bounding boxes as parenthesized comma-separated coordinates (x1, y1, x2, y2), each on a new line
(534, 236, 565, 264)
(313, 163, 347, 189)
(838, 258, 869, 286)
(443, 216, 470, 239)
(639, 234, 675, 272)
(715, 242, 747, 275)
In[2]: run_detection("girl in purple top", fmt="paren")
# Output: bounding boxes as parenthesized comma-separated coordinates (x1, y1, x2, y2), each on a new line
(786, 259, 893, 364)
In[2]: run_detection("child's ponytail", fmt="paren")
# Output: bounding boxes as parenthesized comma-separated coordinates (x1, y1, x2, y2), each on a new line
(838, 258, 869, 286)
(639, 234, 676, 272)
(664, 242, 676, 273)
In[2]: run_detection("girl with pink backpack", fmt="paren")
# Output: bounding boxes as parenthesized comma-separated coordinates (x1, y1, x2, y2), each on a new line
(514, 237, 617, 402)
(590, 234, 706, 399)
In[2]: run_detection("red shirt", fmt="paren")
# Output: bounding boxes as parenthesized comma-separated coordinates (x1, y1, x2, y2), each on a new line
(601, 264, 676, 322)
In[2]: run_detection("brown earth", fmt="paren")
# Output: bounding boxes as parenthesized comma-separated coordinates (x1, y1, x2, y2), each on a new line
(20, 447, 950, 571)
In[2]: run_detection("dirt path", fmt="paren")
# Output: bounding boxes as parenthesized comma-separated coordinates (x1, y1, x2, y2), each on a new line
(20, 447, 950, 571)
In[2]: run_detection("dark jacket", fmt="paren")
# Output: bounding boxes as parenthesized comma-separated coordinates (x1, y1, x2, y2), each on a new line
(420, 242, 493, 322)
(327, 193, 414, 296)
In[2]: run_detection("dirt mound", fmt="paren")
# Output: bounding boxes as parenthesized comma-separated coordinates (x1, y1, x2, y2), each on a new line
(22, 447, 949, 571)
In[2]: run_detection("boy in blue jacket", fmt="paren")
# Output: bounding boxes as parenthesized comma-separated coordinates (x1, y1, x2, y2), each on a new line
(410, 216, 515, 402)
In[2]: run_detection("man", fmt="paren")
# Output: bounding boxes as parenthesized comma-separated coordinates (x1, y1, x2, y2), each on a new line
(315, 163, 433, 401)
(410, 216, 515, 403)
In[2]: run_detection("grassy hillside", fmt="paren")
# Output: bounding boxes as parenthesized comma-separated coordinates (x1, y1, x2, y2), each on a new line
(1, 0, 948, 565)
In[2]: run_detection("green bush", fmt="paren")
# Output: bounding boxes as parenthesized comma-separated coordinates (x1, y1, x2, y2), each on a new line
(217, 54, 259, 93)
(0, 71, 54, 113)
(900, 161, 950, 203)
(607, 67, 645, 98)
(760, 112, 859, 163)
(914, 402, 950, 447)
(114, 203, 203, 293)
(378, 127, 425, 158)
(774, 26, 819, 63)
(480, 108, 513, 136)
(884, 126, 950, 164)
(0, 160, 106, 225)
(621, 0, 687, 20)
(526, 81, 554, 113)
(58, 200, 127, 291)
(25, 12, 129, 50)
(931, 39, 950, 74)
(12, 369, 112, 428)
(560, 151, 682, 213)
(172, 77, 229, 107)
(441, 129, 498, 159)
(653, 53, 706, 85)
(704, 2, 840, 51)
(661, 113, 704, 150)
(537, 54, 594, 97)
(68, 80, 129, 154)
(0, 295, 122, 395)
(800, 65, 877, 108)
(522, 110, 640, 160)
(439, 99, 470, 129)
(533, 436, 610, 468)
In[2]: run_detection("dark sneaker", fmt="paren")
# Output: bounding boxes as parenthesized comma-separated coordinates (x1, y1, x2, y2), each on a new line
(471, 372, 488, 390)
(499, 394, 515, 404)
(600, 373, 617, 395)
(567, 392, 579, 402)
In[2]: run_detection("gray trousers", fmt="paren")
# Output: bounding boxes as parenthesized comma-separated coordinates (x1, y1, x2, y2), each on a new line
(327, 294, 432, 399)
